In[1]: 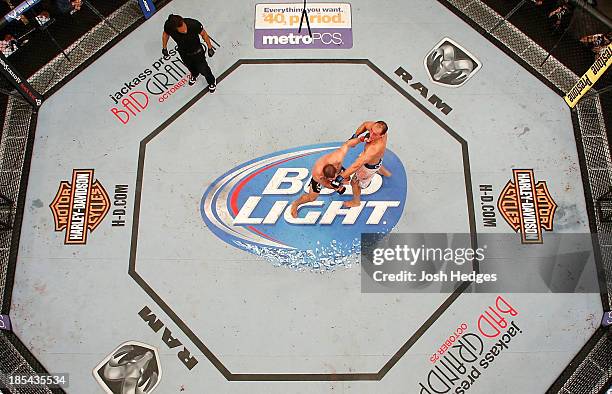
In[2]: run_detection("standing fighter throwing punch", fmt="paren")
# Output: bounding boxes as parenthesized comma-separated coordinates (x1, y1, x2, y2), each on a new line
(290, 138, 362, 218)
(162, 14, 217, 92)
(337, 121, 391, 208)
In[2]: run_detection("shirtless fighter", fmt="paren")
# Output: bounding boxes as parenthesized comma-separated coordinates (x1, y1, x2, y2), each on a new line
(337, 121, 391, 208)
(290, 138, 362, 218)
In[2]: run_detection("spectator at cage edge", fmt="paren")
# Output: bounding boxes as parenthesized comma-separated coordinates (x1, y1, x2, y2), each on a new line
(162, 14, 216, 92)
(580, 32, 612, 57)
(55, 0, 81, 15)
(35, 10, 51, 26)
(548, 0, 574, 31)
(530, 0, 562, 7)
(0, 33, 17, 56)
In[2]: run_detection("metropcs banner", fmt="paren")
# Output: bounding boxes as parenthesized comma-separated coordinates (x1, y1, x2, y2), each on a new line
(254, 3, 352, 49)
(564, 42, 611, 108)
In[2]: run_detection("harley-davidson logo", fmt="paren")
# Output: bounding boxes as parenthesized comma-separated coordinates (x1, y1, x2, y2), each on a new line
(498, 169, 557, 244)
(50, 169, 110, 245)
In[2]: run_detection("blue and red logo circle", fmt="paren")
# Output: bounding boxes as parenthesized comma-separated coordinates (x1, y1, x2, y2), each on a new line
(200, 143, 407, 268)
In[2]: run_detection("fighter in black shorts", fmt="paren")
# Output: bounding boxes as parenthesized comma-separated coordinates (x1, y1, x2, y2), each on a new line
(290, 139, 361, 218)
(308, 167, 345, 193)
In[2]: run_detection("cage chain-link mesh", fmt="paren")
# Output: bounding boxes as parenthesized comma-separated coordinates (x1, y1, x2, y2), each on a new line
(0, 1, 150, 393)
(440, 1, 611, 393)
(0, 0, 609, 392)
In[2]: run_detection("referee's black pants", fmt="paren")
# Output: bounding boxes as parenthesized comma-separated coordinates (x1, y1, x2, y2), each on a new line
(180, 48, 215, 85)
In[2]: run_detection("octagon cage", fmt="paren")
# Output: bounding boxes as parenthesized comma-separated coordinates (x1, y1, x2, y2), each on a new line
(0, 0, 610, 393)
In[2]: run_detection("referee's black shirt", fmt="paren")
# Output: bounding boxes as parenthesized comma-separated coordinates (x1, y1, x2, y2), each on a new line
(164, 18, 204, 54)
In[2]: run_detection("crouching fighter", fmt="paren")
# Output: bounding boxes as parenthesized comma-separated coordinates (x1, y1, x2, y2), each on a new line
(338, 121, 391, 208)
(290, 138, 362, 218)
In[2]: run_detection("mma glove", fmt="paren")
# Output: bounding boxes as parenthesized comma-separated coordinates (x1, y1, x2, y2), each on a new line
(162, 47, 169, 57)
(208, 47, 215, 57)
(349, 131, 370, 142)
(360, 132, 371, 142)
(330, 175, 344, 189)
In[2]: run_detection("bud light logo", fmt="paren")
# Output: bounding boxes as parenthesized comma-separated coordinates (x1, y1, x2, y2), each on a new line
(200, 143, 407, 269)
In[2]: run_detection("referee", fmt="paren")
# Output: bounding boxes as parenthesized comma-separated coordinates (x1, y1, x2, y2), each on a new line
(162, 14, 216, 92)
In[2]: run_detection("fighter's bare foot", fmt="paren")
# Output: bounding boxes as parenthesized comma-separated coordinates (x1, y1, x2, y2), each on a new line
(343, 200, 361, 208)
(290, 203, 299, 218)
(378, 165, 392, 177)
